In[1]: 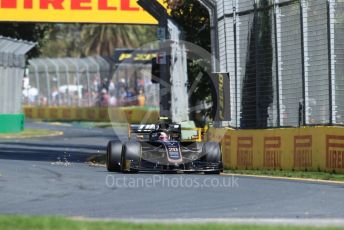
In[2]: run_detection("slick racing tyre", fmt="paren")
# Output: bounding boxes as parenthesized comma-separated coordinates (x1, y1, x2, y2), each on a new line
(123, 142, 142, 173)
(106, 140, 123, 172)
(203, 142, 222, 175)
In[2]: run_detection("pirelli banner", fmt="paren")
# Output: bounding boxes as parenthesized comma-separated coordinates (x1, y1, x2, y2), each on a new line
(208, 126, 344, 173)
(0, 0, 166, 24)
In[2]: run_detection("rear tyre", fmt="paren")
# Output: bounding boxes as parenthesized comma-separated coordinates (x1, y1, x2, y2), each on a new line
(123, 142, 142, 173)
(203, 142, 222, 175)
(106, 141, 123, 172)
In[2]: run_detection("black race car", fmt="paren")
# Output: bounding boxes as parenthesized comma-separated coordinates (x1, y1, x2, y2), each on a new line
(106, 121, 223, 174)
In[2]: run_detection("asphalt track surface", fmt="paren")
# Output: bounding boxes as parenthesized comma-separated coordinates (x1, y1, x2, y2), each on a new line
(0, 122, 344, 220)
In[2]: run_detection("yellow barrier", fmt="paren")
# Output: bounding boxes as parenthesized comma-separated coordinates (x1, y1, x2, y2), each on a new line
(24, 106, 344, 173)
(207, 127, 344, 173)
(24, 106, 159, 124)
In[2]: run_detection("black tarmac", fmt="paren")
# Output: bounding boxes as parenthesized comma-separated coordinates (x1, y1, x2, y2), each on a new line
(0, 122, 343, 220)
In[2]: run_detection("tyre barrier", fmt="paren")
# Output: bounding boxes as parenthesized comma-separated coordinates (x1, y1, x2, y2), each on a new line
(207, 126, 344, 173)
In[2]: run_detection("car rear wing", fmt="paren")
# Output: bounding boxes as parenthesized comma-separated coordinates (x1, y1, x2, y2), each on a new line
(128, 123, 183, 141)
(130, 124, 157, 133)
(128, 124, 206, 142)
(129, 124, 156, 140)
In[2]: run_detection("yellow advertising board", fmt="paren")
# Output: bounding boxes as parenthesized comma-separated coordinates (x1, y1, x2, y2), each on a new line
(0, 0, 166, 24)
(208, 126, 344, 173)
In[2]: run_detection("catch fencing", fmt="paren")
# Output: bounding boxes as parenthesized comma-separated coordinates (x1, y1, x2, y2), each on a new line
(26, 55, 159, 108)
(216, 0, 344, 128)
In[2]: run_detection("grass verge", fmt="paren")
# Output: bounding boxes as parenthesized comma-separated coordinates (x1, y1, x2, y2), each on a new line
(225, 169, 344, 182)
(0, 129, 63, 139)
(0, 216, 342, 230)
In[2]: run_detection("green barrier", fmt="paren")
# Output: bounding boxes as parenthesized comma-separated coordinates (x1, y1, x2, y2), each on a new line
(0, 114, 25, 133)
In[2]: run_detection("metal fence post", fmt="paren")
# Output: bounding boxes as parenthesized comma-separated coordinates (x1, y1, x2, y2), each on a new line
(222, 0, 229, 73)
(254, 0, 260, 128)
(66, 58, 75, 106)
(57, 59, 69, 106)
(30, 60, 41, 106)
(69, 58, 81, 107)
(47, 58, 61, 106)
(274, 0, 281, 127)
(77, 61, 81, 107)
(327, 0, 334, 125)
(81, 59, 91, 107)
(233, 1, 238, 128)
(300, 0, 307, 126)
(198, 0, 220, 72)
(40, 59, 51, 106)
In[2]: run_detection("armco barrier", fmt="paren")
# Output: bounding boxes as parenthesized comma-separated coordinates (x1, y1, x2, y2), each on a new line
(208, 127, 344, 173)
(24, 106, 159, 124)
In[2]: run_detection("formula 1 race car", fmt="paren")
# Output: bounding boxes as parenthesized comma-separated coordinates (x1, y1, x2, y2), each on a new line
(106, 120, 223, 174)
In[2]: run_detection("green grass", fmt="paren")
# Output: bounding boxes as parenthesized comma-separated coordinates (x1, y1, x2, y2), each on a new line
(226, 169, 344, 182)
(0, 216, 342, 230)
(0, 129, 63, 139)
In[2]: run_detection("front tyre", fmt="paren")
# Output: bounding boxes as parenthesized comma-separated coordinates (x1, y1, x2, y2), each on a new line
(106, 141, 123, 172)
(123, 142, 142, 173)
(203, 142, 222, 175)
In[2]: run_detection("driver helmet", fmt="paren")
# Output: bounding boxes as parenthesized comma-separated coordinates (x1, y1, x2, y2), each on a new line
(159, 132, 169, 141)
(158, 122, 169, 130)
